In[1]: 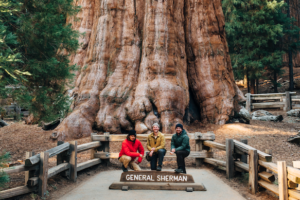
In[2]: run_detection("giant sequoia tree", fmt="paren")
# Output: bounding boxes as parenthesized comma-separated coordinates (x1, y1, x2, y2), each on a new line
(53, 0, 245, 140)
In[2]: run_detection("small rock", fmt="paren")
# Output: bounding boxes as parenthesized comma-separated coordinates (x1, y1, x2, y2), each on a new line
(0, 119, 8, 127)
(287, 109, 300, 117)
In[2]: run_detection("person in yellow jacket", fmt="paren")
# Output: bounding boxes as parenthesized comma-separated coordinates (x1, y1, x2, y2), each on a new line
(147, 123, 166, 171)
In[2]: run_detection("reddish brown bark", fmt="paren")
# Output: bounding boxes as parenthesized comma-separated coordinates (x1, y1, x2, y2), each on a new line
(53, 0, 245, 140)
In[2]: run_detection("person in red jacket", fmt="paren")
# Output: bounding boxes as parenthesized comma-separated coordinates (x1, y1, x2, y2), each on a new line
(119, 130, 144, 172)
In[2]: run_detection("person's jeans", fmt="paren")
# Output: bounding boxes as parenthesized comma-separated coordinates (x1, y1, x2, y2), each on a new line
(150, 149, 166, 170)
(175, 150, 190, 173)
(119, 155, 141, 171)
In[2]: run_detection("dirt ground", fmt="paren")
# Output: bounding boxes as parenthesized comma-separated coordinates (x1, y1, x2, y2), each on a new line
(1, 110, 300, 200)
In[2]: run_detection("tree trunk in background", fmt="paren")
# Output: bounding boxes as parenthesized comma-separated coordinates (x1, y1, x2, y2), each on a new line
(53, 0, 245, 141)
(250, 79, 256, 94)
(247, 71, 250, 93)
(274, 70, 278, 93)
(244, 73, 247, 88)
(255, 79, 259, 94)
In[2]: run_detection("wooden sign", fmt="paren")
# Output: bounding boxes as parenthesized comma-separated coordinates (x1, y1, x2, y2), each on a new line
(120, 171, 195, 183)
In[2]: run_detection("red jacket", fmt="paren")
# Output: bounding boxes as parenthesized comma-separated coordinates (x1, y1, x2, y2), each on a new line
(119, 139, 144, 163)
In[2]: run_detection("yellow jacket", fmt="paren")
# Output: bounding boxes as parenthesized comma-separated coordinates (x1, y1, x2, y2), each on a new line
(147, 132, 166, 152)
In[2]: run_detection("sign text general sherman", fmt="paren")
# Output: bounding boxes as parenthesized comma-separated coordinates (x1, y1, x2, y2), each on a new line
(120, 171, 195, 183)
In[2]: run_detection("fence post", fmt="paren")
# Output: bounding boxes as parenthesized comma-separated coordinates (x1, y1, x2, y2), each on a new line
(278, 161, 288, 200)
(195, 139, 203, 167)
(25, 152, 35, 186)
(56, 141, 69, 177)
(90, 133, 97, 159)
(15, 105, 21, 121)
(285, 91, 291, 111)
(38, 152, 49, 197)
(240, 139, 248, 164)
(103, 132, 110, 166)
(246, 93, 251, 112)
(226, 139, 235, 179)
(69, 141, 77, 182)
(249, 150, 258, 194)
(57, 141, 64, 165)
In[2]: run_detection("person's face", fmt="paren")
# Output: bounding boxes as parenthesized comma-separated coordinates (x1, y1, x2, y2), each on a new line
(153, 125, 159, 133)
(176, 127, 183, 134)
(129, 135, 136, 141)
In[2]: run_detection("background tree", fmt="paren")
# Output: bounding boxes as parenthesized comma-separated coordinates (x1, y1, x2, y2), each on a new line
(223, 0, 300, 93)
(0, 0, 29, 98)
(0, 0, 80, 123)
(0, 152, 10, 190)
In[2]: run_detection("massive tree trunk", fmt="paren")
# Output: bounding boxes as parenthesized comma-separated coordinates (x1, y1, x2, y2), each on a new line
(54, 0, 245, 141)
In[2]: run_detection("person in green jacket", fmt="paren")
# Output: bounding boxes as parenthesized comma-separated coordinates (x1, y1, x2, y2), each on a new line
(170, 124, 190, 173)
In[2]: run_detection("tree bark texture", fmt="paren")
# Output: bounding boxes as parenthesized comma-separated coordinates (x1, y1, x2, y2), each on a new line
(54, 0, 245, 140)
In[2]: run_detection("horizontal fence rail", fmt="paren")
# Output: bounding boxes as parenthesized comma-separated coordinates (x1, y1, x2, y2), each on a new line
(245, 92, 296, 112)
(91, 132, 215, 142)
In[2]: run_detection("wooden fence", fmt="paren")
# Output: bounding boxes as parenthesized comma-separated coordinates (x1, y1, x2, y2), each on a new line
(201, 138, 300, 200)
(1, 132, 300, 200)
(0, 104, 28, 120)
(0, 132, 215, 199)
(245, 92, 300, 112)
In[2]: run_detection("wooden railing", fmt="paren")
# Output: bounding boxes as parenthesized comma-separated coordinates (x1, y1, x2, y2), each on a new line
(0, 132, 215, 199)
(201, 138, 300, 200)
(0, 140, 101, 199)
(2, 131, 298, 199)
(245, 92, 297, 112)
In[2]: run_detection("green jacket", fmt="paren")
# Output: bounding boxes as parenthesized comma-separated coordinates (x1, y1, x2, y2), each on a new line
(171, 129, 190, 152)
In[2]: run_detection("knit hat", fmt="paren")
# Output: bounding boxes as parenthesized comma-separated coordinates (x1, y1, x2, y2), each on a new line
(128, 130, 136, 136)
(175, 123, 183, 129)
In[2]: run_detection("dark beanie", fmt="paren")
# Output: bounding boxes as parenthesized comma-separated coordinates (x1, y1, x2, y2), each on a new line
(175, 123, 183, 129)
(128, 130, 136, 136)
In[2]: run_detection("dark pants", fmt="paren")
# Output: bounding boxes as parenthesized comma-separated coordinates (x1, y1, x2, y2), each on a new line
(150, 149, 166, 170)
(175, 150, 190, 173)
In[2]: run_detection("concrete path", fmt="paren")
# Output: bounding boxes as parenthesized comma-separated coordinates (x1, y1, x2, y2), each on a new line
(59, 168, 246, 200)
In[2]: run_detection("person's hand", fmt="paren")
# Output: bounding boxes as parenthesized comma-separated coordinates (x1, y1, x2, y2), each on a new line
(172, 149, 175, 153)
(151, 147, 156, 151)
(149, 151, 153, 157)
(140, 154, 143, 157)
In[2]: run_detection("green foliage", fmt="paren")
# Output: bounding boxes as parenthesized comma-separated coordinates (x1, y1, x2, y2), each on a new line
(223, 0, 300, 85)
(0, 152, 10, 190)
(0, 0, 80, 122)
(0, 0, 30, 98)
(15, 0, 80, 122)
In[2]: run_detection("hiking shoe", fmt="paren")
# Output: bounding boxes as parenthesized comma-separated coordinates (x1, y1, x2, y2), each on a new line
(174, 168, 183, 173)
(156, 165, 162, 171)
(122, 165, 128, 172)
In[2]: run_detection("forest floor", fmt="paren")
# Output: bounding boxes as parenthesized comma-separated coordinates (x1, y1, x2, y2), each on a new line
(1, 110, 300, 200)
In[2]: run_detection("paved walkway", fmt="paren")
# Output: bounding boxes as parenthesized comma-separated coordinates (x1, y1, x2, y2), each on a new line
(59, 168, 245, 200)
